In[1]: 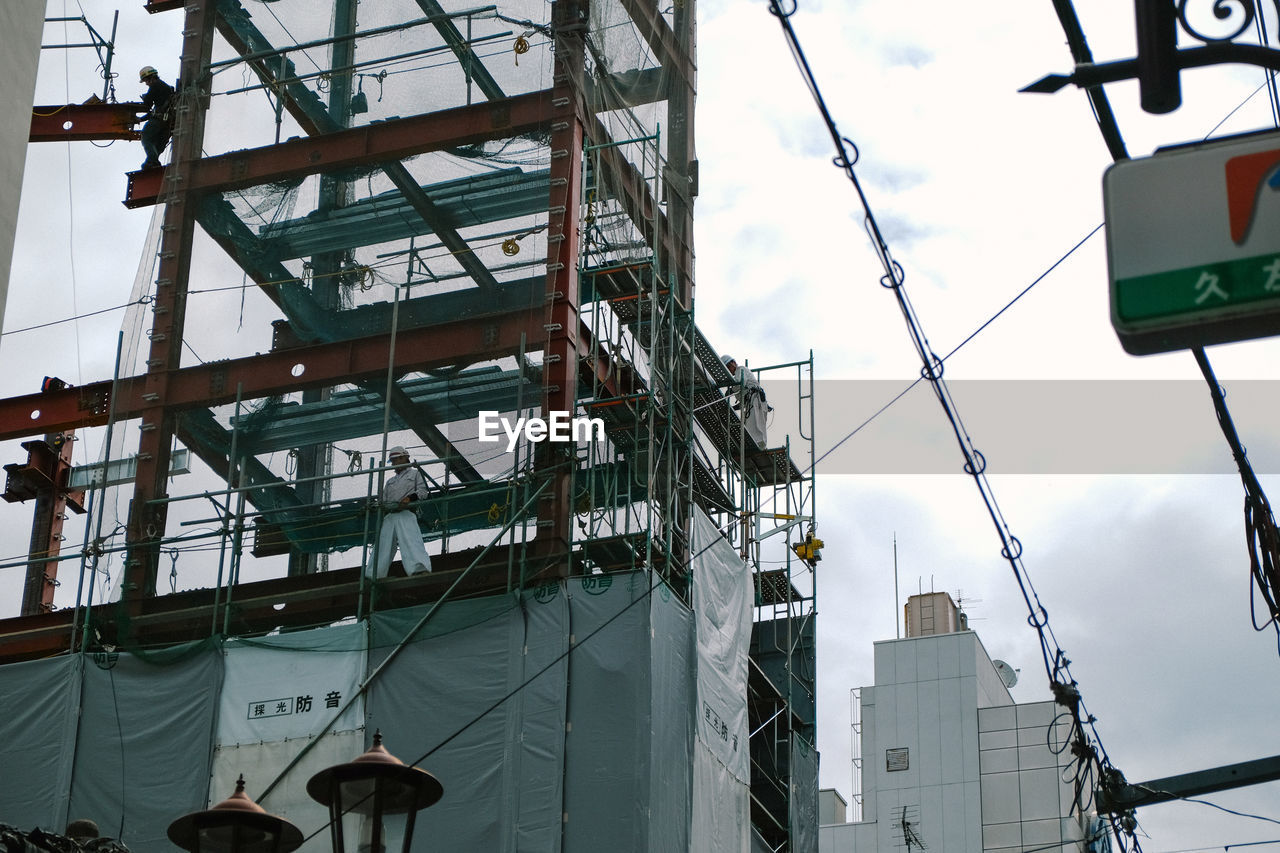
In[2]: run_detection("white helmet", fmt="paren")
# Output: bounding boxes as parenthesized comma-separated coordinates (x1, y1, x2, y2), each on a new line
(139, 66, 158, 82)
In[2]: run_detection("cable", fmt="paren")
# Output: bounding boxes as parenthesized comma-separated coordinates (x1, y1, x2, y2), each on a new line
(1253, 2, 1280, 128)
(807, 221, 1104, 473)
(60, 7, 84, 387)
(1191, 347, 1280, 647)
(806, 60, 1280, 469)
(764, 2, 1138, 848)
(0, 298, 150, 338)
(1136, 780, 1280, 827)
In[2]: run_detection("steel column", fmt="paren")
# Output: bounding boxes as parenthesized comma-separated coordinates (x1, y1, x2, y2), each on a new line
(531, 0, 588, 579)
(123, 0, 218, 600)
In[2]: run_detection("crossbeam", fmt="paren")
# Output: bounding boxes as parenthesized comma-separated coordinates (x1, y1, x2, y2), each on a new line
(618, 0, 695, 81)
(30, 102, 143, 142)
(124, 91, 553, 207)
(1097, 754, 1280, 813)
(0, 311, 542, 442)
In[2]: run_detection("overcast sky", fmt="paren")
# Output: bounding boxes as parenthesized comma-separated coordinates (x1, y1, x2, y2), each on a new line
(7, 1, 1280, 849)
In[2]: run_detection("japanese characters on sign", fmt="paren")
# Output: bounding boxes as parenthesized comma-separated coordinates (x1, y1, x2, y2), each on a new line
(247, 691, 343, 719)
(1104, 130, 1280, 354)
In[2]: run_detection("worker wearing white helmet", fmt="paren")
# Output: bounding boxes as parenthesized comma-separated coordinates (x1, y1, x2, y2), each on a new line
(370, 446, 432, 578)
(721, 354, 769, 447)
(136, 66, 174, 170)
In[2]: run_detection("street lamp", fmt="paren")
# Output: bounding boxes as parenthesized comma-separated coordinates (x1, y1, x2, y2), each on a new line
(305, 731, 442, 853)
(168, 775, 303, 853)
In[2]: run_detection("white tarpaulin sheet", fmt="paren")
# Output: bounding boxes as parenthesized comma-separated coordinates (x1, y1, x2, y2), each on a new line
(216, 623, 366, 746)
(211, 624, 367, 853)
(691, 509, 752, 853)
(209, 731, 365, 853)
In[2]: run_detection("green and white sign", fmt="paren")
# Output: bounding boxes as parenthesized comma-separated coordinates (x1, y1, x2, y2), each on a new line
(1105, 130, 1280, 354)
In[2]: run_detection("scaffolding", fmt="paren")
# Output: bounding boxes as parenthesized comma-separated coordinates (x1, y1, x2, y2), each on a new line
(1, 1, 818, 848)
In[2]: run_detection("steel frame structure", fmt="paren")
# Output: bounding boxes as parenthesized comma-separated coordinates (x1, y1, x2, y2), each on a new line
(4, 1, 817, 847)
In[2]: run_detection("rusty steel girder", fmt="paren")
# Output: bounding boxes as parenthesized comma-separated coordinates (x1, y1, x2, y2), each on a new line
(30, 102, 144, 142)
(124, 90, 554, 207)
(0, 311, 544, 442)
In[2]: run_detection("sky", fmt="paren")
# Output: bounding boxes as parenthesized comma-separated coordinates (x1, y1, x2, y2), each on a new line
(7, 0, 1280, 849)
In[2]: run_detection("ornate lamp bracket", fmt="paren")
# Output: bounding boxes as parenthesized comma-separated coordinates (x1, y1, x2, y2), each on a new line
(1023, 0, 1280, 114)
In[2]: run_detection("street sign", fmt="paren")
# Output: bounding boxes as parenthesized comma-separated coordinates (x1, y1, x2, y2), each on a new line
(1105, 129, 1280, 354)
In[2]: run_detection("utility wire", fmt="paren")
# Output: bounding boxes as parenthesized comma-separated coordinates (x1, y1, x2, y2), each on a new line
(808, 222, 1105, 474)
(764, 2, 1138, 849)
(807, 55, 1280, 475)
(0, 298, 150, 338)
(1191, 348, 1280, 647)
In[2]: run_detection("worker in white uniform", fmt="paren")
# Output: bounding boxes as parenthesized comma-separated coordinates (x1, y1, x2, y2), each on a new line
(370, 446, 432, 577)
(722, 354, 769, 447)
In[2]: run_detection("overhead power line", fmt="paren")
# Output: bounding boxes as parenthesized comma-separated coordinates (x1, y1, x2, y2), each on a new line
(763, 1, 1140, 848)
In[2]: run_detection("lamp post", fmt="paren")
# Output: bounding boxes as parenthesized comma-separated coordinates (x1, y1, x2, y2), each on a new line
(305, 731, 442, 853)
(167, 775, 303, 853)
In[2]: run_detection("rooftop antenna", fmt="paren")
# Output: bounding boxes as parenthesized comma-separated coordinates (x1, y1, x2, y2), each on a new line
(954, 590, 984, 625)
(899, 806, 927, 851)
(893, 533, 900, 639)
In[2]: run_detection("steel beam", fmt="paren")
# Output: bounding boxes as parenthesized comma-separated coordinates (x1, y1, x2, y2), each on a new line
(1097, 754, 1280, 813)
(30, 102, 143, 142)
(382, 162, 502, 291)
(413, 0, 506, 102)
(215, 0, 338, 136)
(125, 91, 554, 207)
(0, 312, 543, 443)
(357, 380, 485, 484)
(0, 533, 662, 663)
(618, 0, 695, 82)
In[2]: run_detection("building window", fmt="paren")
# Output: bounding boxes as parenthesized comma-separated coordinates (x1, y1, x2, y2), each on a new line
(886, 747, 909, 772)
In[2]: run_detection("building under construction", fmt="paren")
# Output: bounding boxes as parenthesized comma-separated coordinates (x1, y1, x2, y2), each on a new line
(0, 2, 818, 851)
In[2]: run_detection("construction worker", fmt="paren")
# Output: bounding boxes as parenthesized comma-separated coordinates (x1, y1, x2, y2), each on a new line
(136, 66, 174, 170)
(370, 446, 432, 578)
(722, 354, 769, 447)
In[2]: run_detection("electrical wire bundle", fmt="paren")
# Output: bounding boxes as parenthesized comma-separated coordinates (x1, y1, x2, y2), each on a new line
(1192, 348, 1280, 644)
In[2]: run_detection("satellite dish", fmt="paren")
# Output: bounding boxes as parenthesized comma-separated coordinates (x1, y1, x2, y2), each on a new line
(993, 659, 1019, 689)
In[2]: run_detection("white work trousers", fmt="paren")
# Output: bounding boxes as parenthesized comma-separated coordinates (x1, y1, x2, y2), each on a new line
(743, 395, 768, 447)
(371, 510, 432, 577)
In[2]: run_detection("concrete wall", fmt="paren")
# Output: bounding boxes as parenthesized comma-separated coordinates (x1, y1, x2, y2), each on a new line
(0, 2, 43, 340)
(978, 701, 1087, 851)
(820, 631, 1087, 852)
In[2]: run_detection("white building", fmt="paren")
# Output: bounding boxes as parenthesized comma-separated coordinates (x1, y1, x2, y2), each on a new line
(820, 592, 1105, 852)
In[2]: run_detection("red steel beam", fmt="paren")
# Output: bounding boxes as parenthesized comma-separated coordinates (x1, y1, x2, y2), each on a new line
(30, 103, 144, 142)
(528, 0, 589, 580)
(124, 90, 555, 208)
(619, 0, 695, 81)
(0, 311, 543, 442)
(0, 537, 638, 663)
